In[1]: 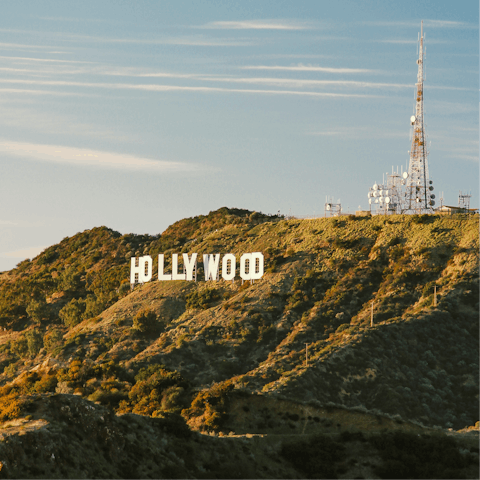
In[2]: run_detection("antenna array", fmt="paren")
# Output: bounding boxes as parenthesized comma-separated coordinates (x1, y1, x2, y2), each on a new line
(458, 191, 472, 212)
(366, 21, 435, 214)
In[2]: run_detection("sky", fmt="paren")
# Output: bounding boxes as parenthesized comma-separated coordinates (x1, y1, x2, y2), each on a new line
(0, 0, 478, 271)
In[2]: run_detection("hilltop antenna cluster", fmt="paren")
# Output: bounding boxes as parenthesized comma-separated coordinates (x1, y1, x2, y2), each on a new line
(367, 166, 405, 214)
(325, 196, 342, 217)
(367, 21, 435, 214)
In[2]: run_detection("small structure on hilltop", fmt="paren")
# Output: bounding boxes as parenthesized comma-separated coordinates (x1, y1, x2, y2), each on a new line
(324, 196, 342, 217)
(437, 191, 478, 215)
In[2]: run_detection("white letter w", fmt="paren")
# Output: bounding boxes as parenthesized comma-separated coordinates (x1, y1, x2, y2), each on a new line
(203, 254, 220, 281)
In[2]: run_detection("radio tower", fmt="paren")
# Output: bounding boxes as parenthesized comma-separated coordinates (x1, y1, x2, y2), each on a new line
(404, 21, 435, 213)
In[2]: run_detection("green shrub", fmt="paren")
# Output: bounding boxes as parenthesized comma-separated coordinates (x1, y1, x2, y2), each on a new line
(25, 329, 43, 357)
(119, 364, 190, 416)
(0, 392, 23, 421)
(336, 323, 351, 333)
(59, 298, 86, 327)
(185, 288, 220, 310)
(132, 309, 160, 334)
(82, 295, 106, 320)
(184, 381, 235, 431)
(11, 336, 29, 358)
(59, 267, 84, 291)
(44, 328, 64, 353)
(26, 299, 50, 324)
(32, 374, 58, 393)
(3, 363, 17, 377)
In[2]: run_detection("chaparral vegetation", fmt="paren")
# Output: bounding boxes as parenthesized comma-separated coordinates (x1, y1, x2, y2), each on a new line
(0, 207, 477, 478)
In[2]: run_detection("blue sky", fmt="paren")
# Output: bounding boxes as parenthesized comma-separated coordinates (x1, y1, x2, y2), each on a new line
(0, 0, 478, 271)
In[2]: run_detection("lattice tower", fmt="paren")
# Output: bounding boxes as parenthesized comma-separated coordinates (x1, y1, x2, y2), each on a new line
(458, 191, 471, 212)
(405, 21, 435, 213)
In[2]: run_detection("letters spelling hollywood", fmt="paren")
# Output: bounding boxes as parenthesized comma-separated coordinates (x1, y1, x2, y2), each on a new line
(130, 253, 264, 284)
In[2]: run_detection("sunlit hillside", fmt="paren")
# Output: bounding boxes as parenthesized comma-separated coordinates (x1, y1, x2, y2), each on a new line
(0, 208, 478, 478)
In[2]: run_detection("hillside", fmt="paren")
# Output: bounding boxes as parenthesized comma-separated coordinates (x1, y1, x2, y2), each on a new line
(0, 208, 478, 478)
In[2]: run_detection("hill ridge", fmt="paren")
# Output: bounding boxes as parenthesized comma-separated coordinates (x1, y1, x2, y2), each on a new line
(0, 209, 478, 477)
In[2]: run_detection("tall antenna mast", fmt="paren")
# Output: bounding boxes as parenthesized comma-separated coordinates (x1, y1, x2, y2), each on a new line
(404, 20, 435, 213)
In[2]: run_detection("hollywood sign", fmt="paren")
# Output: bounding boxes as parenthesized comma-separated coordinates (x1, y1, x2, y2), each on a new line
(130, 253, 264, 284)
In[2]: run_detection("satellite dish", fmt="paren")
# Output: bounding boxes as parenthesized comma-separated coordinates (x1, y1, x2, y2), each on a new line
(379, 190, 383, 196)
(431, 194, 435, 199)
(373, 183, 378, 190)
(368, 199, 372, 204)
(384, 190, 389, 196)
(429, 186, 434, 191)
(410, 115, 416, 124)
(326, 204, 331, 210)
(375, 199, 379, 203)
(402, 172, 408, 179)
(416, 198, 421, 203)
(379, 197, 384, 203)
(373, 191, 378, 197)
(430, 200, 435, 206)
(385, 197, 390, 204)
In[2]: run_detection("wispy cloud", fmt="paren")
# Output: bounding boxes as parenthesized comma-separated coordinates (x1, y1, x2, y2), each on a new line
(448, 154, 479, 162)
(381, 39, 448, 45)
(0, 63, 467, 95)
(0, 55, 97, 64)
(194, 76, 411, 90)
(0, 42, 70, 54)
(0, 103, 126, 140)
(0, 246, 46, 259)
(307, 126, 408, 139)
(242, 64, 373, 73)
(425, 19, 478, 29)
(364, 19, 478, 29)
(114, 84, 380, 98)
(451, 126, 480, 133)
(381, 39, 417, 44)
(37, 16, 114, 24)
(0, 140, 199, 173)
(0, 29, 254, 47)
(250, 53, 334, 59)
(0, 88, 98, 97)
(0, 78, 383, 98)
(428, 85, 473, 91)
(199, 19, 312, 30)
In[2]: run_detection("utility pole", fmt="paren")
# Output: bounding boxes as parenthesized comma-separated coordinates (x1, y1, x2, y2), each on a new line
(434, 285, 437, 307)
(371, 302, 374, 327)
(305, 343, 309, 367)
